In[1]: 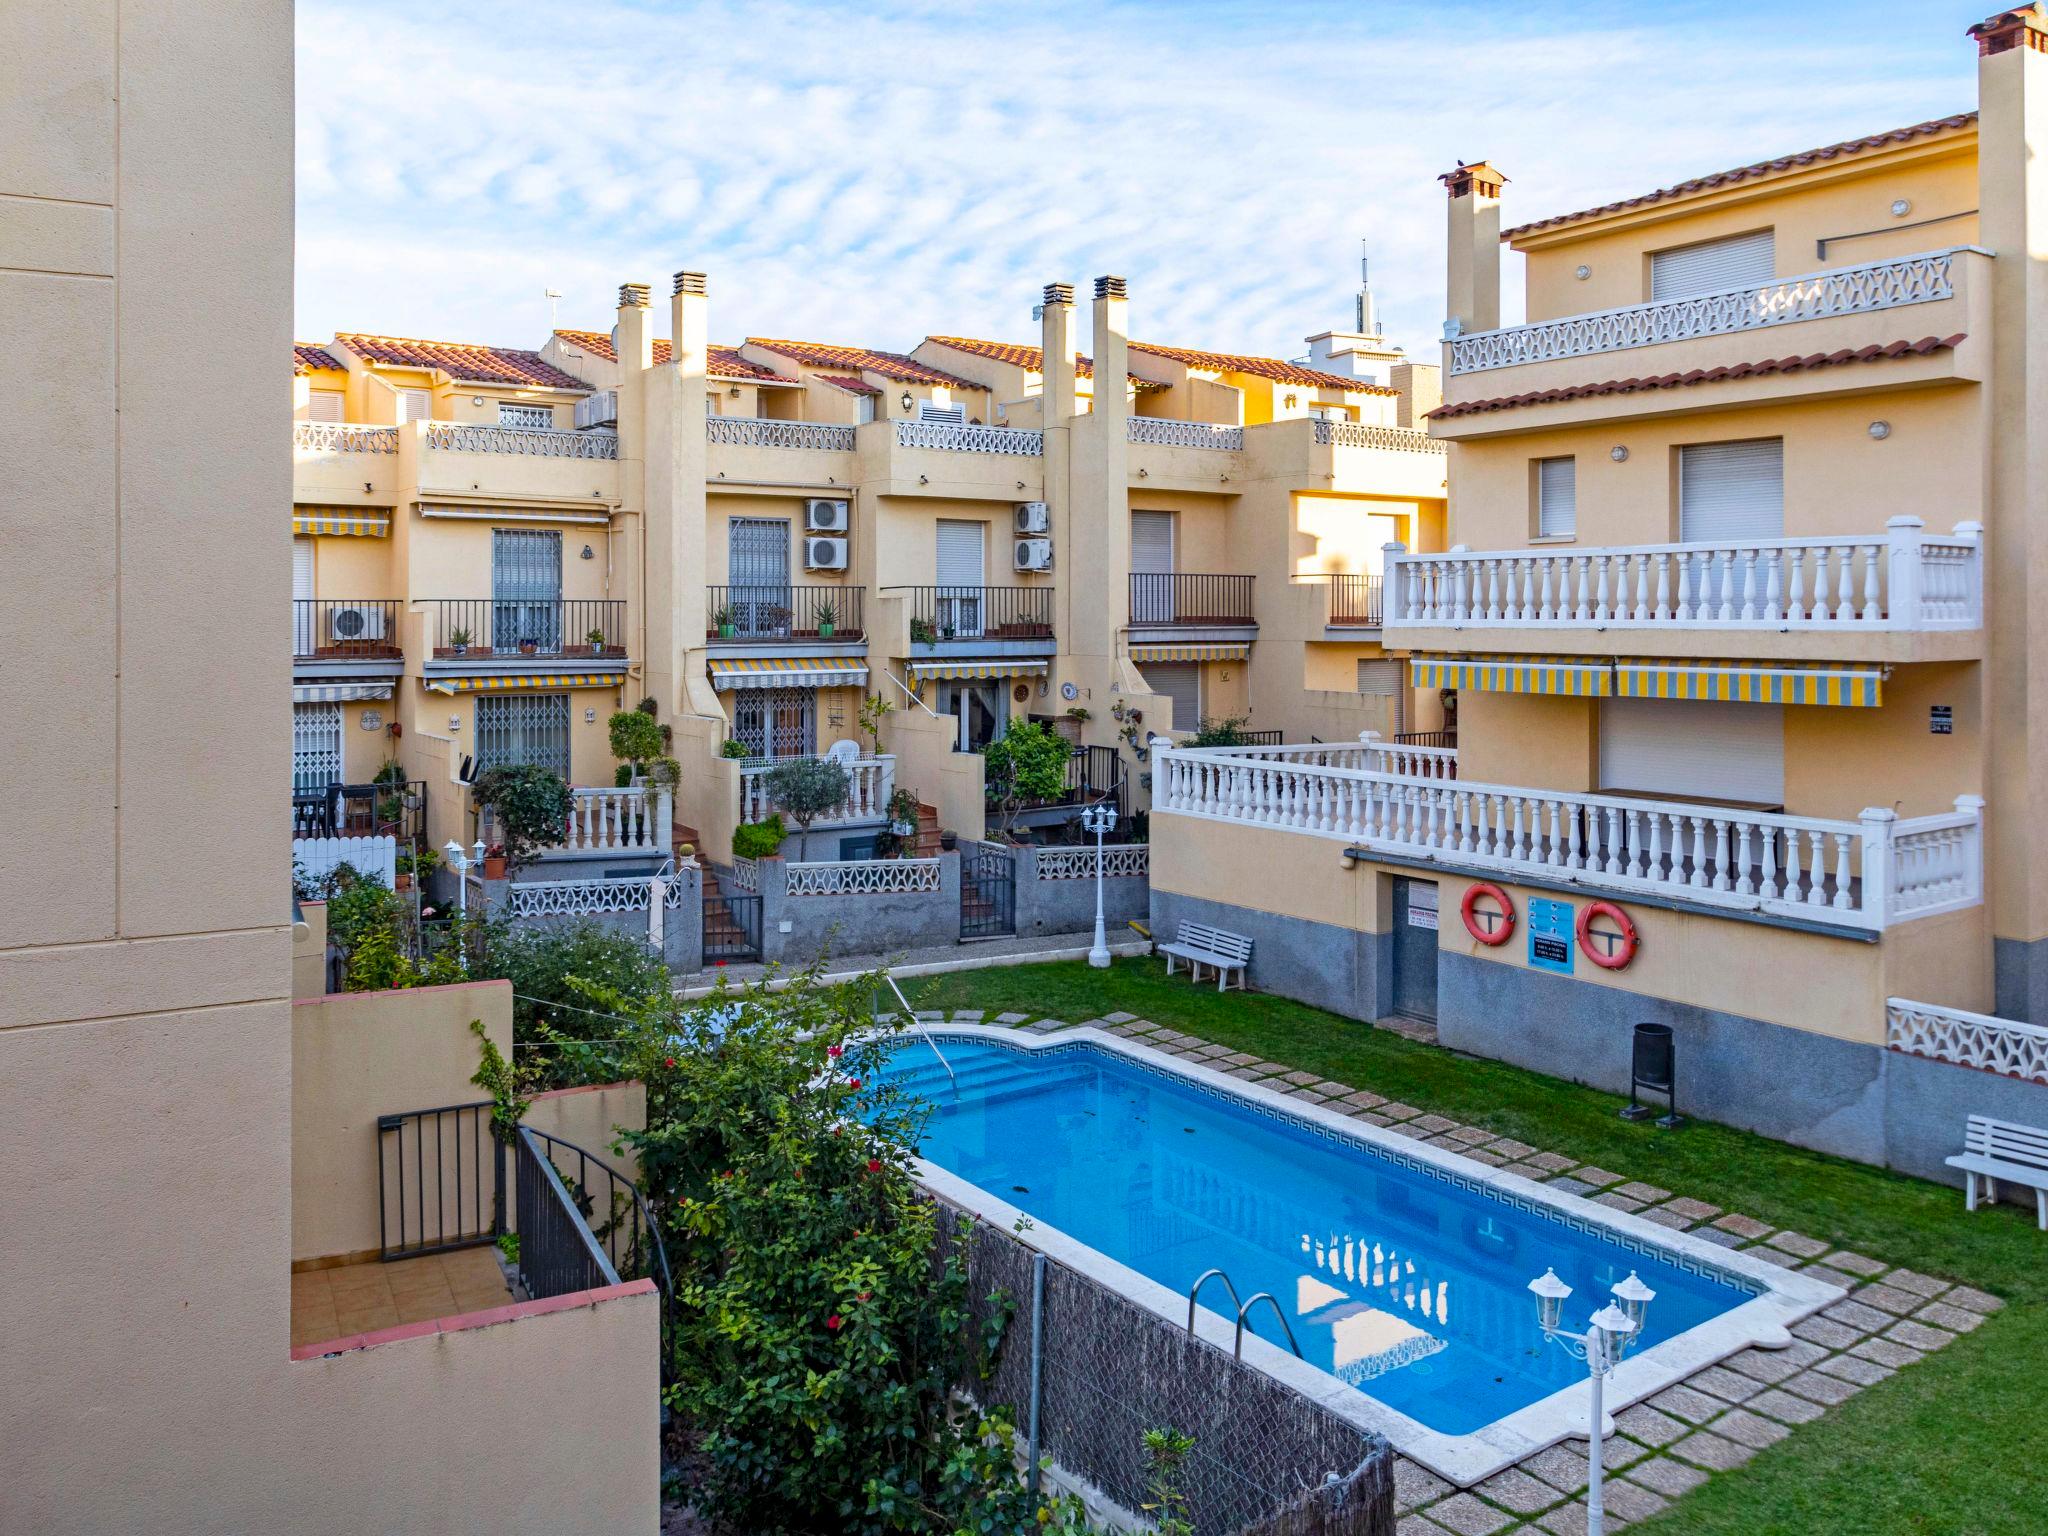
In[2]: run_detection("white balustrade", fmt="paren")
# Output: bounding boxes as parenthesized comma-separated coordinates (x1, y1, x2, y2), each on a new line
(1034, 845, 1150, 881)
(740, 756, 894, 826)
(727, 856, 761, 893)
(1447, 248, 1969, 375)
(1153, 746, 1984, 932)
(785, 857, 942, 897)
(423, 422, 618, 459)
(894, 418, 1044, 455)
(1312, 419, 1446, 455)
(707, 415, 857, 451)
(294, 834, 397, 888)
(1383, 519, 1982, 633)
(1887, 997, 2048, 1084)
(1360, 733, 1459, 780)
(503, 874, 687, 918)
(1127, 416, 1245, 451)
(293, 421, 398, 454)
(485, 786, 671, 857)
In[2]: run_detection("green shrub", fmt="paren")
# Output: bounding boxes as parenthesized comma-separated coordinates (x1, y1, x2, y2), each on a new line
(608, 709, 665, 773)
(473, 764, 572, 871)
(1189, 715, 1252, 747)
(981, 719, 1071, 837)
(731, 815, 786, 861)
(475, 920, 672, 1084)
(325, 873, 399, 957)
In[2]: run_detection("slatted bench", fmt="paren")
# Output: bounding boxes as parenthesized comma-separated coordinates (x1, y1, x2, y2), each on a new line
(1945, 1113, 2048, 1230)
(1160, 921, 1253, 993)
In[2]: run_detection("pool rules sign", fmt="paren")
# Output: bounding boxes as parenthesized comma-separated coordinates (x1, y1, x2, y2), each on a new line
(1528, 897, 1574, 974)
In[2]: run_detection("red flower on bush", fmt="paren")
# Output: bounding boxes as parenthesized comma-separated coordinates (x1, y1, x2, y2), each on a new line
(664, 1056, 677, 1068)
(846, 1078, 862, 1091)
(825, 1314, 843, 1331)
(866, 1159, 882, 1174)
(856, 1290, 871, 1303)
(826, 1044, 844, 1060)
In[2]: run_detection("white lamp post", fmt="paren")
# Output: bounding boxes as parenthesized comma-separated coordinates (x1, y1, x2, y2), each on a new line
(1528, 1267, 1656, 1536)
(1081, 800, 1117, 969)
(442, 839, 486, 919)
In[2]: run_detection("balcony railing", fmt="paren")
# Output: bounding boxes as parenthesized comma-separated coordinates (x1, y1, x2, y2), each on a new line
(1887, 997, 2048, 1085)
(427, 598, 627, 658)
(423, 422, 617, 459)
(1307, 573, 1382, 627)
(894, 418, 1044, 455)
(1312, 419, 1446, 454)
(1184, 735, 1457, 779)
(1155, 743, 1984, 933)
(708, 584, 863, 641)
(740, 755, 895, 826)
(1129, 573, 1255, 626)
(293, 421, 397, 454)
(707, 415, 856, 451)
(897, 585, 1054, 641)
(1384, 519, 1982, 633)
(482, 786, 672, 859)
(1447, 248, 1970, 376)
(292, 598, 403, 659)
(1128, 416, 1244, 450)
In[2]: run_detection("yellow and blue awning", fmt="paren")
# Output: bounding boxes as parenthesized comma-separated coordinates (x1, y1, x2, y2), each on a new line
(425, 672, 624, 695)
(1411, 654, 1612, 696)
(1614, 660, 1883, 707)
(293, 511, 389, 537)
(907, 659, 1050, 682)
(291, 681, 394, 704)
(708, 657, 871, 691)
(1128, 642, 1250, 663)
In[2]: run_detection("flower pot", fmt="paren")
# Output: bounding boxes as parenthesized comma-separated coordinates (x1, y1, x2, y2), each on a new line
(817, 622, 835, 639)
(484, 855, 507, 880)
(394, 872, 412, 892)
(452, 644, 468, 656)
(939, 831, 957, 851)
(589, 642, 604, 655)
(519, 643, 538, 656)
(718, 624, 736, 639)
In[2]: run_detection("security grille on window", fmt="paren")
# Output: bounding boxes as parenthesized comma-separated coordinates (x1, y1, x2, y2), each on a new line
(1536, 457, 1576, 538)
(474, 693, 572, 779)
(732, 687, 816, 761)
(491, 528, 563, 651)
(497, 402, 553, 428)
(292, 702, 343, 794)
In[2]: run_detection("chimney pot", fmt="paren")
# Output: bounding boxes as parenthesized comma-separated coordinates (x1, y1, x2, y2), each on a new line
(1043, 282, 1075, 308)
(1439, 161, 1508, 200)
(674, 270, 709, 297)
(619, 282, 652, 309)
(1094, 275, 1128, 301)
(1969, 5, 2048, 54)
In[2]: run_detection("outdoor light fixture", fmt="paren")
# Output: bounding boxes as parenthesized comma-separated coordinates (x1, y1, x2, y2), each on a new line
(1575, 264, 1592, 280)
(581, 544, 595, 558)
(1610, 445, 1629, 463)
(1869, 421, 1892, 440)
(472, 395, 484, 405)
(1081, 799, 1119, 968)
(1528, 1268, 1657, 1536)
(900, 390, 914, 411)
(1891, 198, 1912, 217)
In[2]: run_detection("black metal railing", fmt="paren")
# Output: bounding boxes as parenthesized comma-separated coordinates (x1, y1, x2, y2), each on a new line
(895, 585, 1054, 642)
(961, 843, 1016, 938)
(1128, 573, 1255, 625)
(1070, 743, 1123, 813)
(292, 599, 403, 659)
(291, 779, 427, 844)
(1239, 730, 1284, 745)
(426, 598, 627, 659)
(704, 875, 763, 961)
(707, 584, 863, 641)
(514, 1127, 618, 1297)
(377, 1102, 503, 1260)
(1394, 730, 1458, 749)
(1324, 573, 1383, 627)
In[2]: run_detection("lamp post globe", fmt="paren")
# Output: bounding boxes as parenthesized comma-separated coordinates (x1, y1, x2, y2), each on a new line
(1082, 801, 1117, 968)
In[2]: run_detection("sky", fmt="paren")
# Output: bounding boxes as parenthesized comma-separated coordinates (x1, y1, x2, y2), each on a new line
(295, 0, 1989, 363)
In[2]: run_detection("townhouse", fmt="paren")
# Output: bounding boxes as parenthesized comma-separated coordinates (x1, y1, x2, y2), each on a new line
(1149, 6, 2048, 1179)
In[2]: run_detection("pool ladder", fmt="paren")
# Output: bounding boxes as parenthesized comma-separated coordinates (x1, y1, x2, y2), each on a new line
(877, 971, 955, 1091)
(1186, 1268, 1302, 1362)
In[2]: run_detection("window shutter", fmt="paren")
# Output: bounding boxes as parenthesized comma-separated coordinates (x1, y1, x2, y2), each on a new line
(1679, 439, 1784, 542)
(1356, 659, 1401, 695)
(1140, 662, 1201, 732)
(307, 391, 344, 423)
(1599, 697, 1784, 804)
(935, 520, 986, 587)
(397, 388, 432, 423)
(292, 536, 315, 601)
(1129, 511, 1176, 574)
(1649, 229, 1775, 301)
(1537, 457, 1576, 538)
(918, 402, 966, 424)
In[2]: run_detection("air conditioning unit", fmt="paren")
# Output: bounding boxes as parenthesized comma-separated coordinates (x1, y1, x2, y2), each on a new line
(804, 498, 851, 534)
(329, 603, 387, 642)
(573, 390, 618, 430)
(1013, 538, 1053, 573)
(805, 536, 850, 571)
(1013, 501, 1050, 535)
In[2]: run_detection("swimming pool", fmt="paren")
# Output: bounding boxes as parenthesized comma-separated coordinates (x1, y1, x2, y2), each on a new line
(878, 1028, 1838, 1480)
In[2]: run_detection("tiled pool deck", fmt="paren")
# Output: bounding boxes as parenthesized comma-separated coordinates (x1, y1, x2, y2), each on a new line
(916, 1007, 2004, 1534)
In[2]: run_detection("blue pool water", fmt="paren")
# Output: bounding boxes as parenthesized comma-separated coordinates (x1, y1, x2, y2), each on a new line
(879, 1037, 1755, 1435)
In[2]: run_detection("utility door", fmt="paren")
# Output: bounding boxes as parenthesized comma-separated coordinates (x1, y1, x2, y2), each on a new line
(1390, 877, 1440, 1023)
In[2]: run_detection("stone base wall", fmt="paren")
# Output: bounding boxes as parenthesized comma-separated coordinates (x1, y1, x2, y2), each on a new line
(1014, 845, 1150, 938)
(758, 853, 962, 965)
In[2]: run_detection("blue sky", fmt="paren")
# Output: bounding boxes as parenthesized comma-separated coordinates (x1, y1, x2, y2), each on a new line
(295, 0, 1988, 362)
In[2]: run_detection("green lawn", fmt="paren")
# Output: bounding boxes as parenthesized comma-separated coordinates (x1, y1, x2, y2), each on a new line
(903, 956, 2048, 1536)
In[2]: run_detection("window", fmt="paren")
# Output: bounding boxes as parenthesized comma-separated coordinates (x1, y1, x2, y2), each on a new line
(855, 394, 876, 425)
(1678, 439, 1783, 543)
(307, 390, 344, 423)
(292, 702, 343, 794)
(1649, 229, 1774, 302)
(1140, 662, 1201, 733)
(1536, 457, 1576, 538)
(497, 402, 553, 429)
(729, 518, 792, 637)
(491, 528, 563, 651)
(396, 388, 432, 423)
(1356, 658, 1401, 695)
(292, 537, 315, 653)
(1130, 511, 1177, 623)
(1599, 696, 1784, 806)
(474, 693, 571, 778)
(935, 519, 987, 637)
(731, 687, 816, 761)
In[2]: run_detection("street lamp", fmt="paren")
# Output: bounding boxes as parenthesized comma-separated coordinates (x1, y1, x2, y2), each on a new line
(1081, 800, 1117, 969)
(1528, 1267, 1656, 1536)
(443, 839, 486, 919)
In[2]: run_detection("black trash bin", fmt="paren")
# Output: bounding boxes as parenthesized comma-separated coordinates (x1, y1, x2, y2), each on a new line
(1621, 1022, 1682, 1128)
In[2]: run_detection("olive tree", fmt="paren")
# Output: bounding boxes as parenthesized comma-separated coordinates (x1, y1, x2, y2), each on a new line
(762, 756, 851, 860)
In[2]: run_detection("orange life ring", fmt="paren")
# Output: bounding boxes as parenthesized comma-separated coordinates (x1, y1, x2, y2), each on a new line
(1460, 882, 1516, 946)
(1577, 900, 1640, 970)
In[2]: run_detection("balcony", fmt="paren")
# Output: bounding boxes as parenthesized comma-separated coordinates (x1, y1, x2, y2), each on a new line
(1384, 520, 1981, 662)
(293, 420, 400, 508)
(708, 415, 856, 451)
(1128, 416, 1243, 450)
(897, 585, 1055, 654)
(740, 754, 895, 827)
(483, 785, 671, 868)
(294, 421, 398, 454)
(893, 418, 1042, 455)
(422, 422, 617, 460)
(423, 599, 628, 664)
(1302, 573, 1383, 632)
(418, 421, 620, 505)
(1156, 742, 1984, 934)
(707, 584, 864, 647)
(1129, 573, 1256, 630)
(292, 599, 404, 662)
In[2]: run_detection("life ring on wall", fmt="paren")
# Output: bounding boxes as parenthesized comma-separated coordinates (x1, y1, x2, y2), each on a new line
(1460, 883, 1516, 946)
(1577, 900, 1640, 970)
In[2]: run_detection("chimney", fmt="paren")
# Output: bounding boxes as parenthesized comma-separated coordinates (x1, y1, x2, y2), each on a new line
(1092, 275, 1130, 421)
(615, 281, 653, 372)
(1440, 161, 1506, 338)
(1390, 361, 1442, 430)
(1040, 282, 1078, 424)
(670, 270, 709, 377)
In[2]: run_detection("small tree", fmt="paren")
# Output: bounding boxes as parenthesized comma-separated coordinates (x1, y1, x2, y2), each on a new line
(473, 764, 572, 872)
(981, 720, 1071, 839)
(855, 692, 894, 755)
(762, 756, 850, 860)
(607, 708, 665, 779)
(1189, 714, 1252, 746)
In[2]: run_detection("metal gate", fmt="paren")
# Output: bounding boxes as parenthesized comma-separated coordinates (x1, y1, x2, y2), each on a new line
(376, 1101, 503, 1260)
(961, 842, 1016, 939)
(1390, 878, 1439, 1023)
(491, 528, 562, 651)
(474, 692, 571, 778)
(732, 686, 815, 761)
(729, 517, 792, 637)
(292, 701, 343, 794)
(704, 874, 762, 961)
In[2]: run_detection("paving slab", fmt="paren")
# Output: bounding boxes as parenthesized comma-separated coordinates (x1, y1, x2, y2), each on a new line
(1598, 1478, 1670, 1524)
(1880, 1268, 1949, 1299)
(1849, 1336, 1925, 1369)
(1612, 1404, 1686, 1447)
(1790, 1316, 1863, 1350)
(1489, 1138, 1536, 1160)
(1661, 1196, 1722, 1221)
(1613, 1181, 1671, 1203)
(1280, 1069, 1320, 1085)
(1941, 1285, 2004, 1314)
(1812, 1353, 1894, 1387)
(1102, 1011, 1138, 1024)
(1534, 1505, 1593, 1536)
(1796, 1264, 1861, 1292)
(1624, 1456, 1710, 1500)
(1415, 1492, 1512, 1535)
(1722, 1347, 1803, 1385)
(1473, 1467, 1560, 1516)
(1707, 1408, 1792, 1451)
(1820, 1250, 1886, 1277)
(1822, 1299, 1890, 1333)
(1689, 1226, 1745, 1249)
(1546, 1177, 1597, 1196)
(1448, 1125, 1499, 1146)
(1523, 1150, 1577, 1173)
(1565, 1165, 1624, 1188)
(1393, 1458, 1453, 1513)
(1851, 1282, 1922, 1315)
(1340, 1088, 1388, 1108)
(1685, 1365, 1762, 1404)
(1743, 1387, 1827, 1425)
(1764, 1230, 1830, 1258)
(1637, 1207, 1694, 1231)
(1412, 1113, 1459, 1133)
(1884, 1318, 1955, 1352)
(1592, 1192, 1647, 1213)
(1668, 1430, 1756, 1473)
(1782, 1368, 1865, 1406)
(1915, 1300, 1986, 1333)
(1519, 1444, 1591, 1495)
(993, 1011, 1030, 1024)
(1379, 1101, 1423, 1120)
(1711, 1213, 1773, 1239)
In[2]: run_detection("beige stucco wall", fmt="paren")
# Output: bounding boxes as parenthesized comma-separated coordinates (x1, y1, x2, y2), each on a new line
(526, 1081, 649, 1179)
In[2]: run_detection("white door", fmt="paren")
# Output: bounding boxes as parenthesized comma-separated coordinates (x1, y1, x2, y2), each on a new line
(1131, 511, 1177, 622)
(935, 519, 986, 637)
(1141, 662, 1201, 733)
(1649, 229, 1774, 301)
(293, 536, 315, 654)
(1599, 696, 1785, 805)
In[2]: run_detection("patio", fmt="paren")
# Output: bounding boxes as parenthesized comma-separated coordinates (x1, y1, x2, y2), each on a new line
(290, 1247, 514, 1351)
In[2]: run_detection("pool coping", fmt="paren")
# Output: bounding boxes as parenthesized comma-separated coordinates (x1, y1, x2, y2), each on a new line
(895, 1024, 1844, 1488)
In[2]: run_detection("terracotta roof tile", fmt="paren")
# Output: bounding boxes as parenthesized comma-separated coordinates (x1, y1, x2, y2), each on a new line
(294, 342, 345, 375)
(922, 335, 1167, 389)
(745, 338, 982, 390)
(1502, 113, 1978, 240)
(336, 333, 587, 390)
(551, 329, 798, 384)
(1427, 334, 1964, 419)
(1128, 340, 1399, 396)
(815, 373, 883, 397)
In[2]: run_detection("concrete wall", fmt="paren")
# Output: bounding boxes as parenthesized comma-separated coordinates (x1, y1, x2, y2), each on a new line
(525, 1081, 648, 1179)
(1015, 844, 1151, 937)
(759, 852, 961, 963)
(483, 861, 704, 974)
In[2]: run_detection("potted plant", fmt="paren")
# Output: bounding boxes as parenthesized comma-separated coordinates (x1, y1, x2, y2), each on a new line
(1055, 704, 1091, 743)
(449, 625, 472, 656)
(483, 843, 508, 880)
(938, 829, 958, 851)
(815, 599, 838, 639)
(714, 604, 737, 639)
(587, 626, 607, 655)
(472, 764, 571, 874)
(518, 634, 539, 656)
(720, 737, 749, 760)
(909, 615, 936, 646)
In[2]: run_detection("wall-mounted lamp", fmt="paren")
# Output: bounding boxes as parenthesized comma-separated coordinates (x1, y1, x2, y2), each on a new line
(900, 390, 914, 412)
(1609, 445, 1630, 463)
(581, 544, 595, 559)
(918, 474, 929, 485)
(1137, 467, 1149, 477)
(472, 395, 485, 406)
(729, 385, 741, 397)
(584, 708, 597, 723)
(1891, 198, 1912, 218)
(1868, 420, 1892, 440)
(1284, 393, 1298, 409)
(1574, 265, 1592, 281)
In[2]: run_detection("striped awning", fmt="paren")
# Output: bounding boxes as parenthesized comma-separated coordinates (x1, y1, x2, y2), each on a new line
(424, 672, 624, 695)
(1411, 654, 1612, 696)
(294, 512, 389, 537)
(1614, 659, 1884, 708)
(707, 657, 871, 691)
(291, 681, 394, 704)
(907, 659, 1050, 682)
(1128, 642, 1250, 663)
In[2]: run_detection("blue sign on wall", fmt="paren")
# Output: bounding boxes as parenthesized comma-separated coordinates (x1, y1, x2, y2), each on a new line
(1528, 897, 1574, 975)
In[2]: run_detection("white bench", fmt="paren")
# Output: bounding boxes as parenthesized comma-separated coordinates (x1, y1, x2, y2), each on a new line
(1945, 1113, 2048, 1230)
(1160, 921, 1252, 993)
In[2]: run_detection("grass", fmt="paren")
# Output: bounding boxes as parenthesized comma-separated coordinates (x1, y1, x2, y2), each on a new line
(903, 956, 2048, 1536)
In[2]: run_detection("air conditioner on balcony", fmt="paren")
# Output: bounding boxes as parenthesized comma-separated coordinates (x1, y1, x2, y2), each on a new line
(804, 498, 851, 533)
(1013, 501, 1050, 535)
(329, 604, 386, 642)
(573, 390, 618, 430)
(805, 536, 850, 571)
(1013, 538, 1053, 573)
